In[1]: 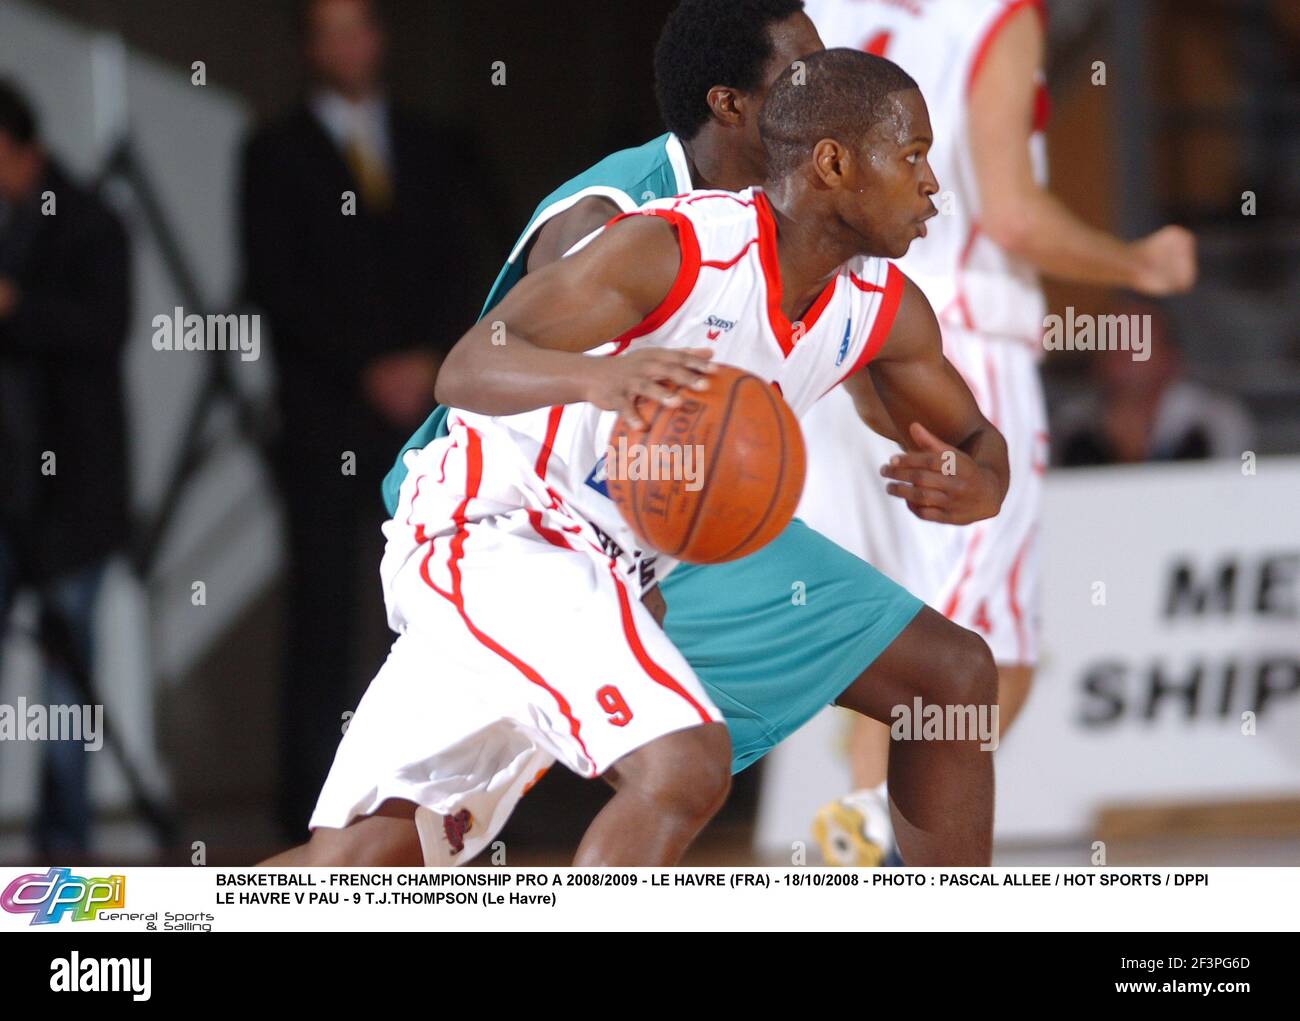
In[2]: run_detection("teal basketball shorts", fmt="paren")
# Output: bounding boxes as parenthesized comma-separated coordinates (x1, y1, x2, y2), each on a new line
(660, 517, 924, 774)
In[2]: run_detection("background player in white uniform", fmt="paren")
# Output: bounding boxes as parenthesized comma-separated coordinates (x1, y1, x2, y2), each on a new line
(266, 49, 1013, 867)
(802, 0, 1198, 864)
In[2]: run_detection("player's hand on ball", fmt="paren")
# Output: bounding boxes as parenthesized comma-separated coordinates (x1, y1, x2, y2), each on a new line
(881, 422, 1003, 525)
(585, 346, 716, 429)
(1131, 225, 1197, 296)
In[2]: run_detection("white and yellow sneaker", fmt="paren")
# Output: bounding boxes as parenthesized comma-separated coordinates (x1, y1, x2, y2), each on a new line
(812, 787, 894, 867)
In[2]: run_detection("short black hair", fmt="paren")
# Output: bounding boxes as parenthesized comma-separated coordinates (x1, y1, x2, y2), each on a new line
(760, 48, 918, 177)
(0, 78, 38, 145)
(654, 0, 806, 141)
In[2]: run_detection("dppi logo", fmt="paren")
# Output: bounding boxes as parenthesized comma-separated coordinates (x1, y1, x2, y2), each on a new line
(2, 867, 125, 925)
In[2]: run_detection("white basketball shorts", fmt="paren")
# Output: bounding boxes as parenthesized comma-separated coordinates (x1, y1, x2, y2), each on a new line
(309, 423, 722, 864)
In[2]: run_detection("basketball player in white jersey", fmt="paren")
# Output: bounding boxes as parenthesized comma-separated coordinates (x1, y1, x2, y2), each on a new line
(268, 49, 1013, 867)
(801, 0, 1198, 864)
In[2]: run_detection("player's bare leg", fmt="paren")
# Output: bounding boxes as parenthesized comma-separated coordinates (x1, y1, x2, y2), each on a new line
(260, 798, 423, 866)
(995, 664, 1034, 731)
(832, 607, 997, 866)
(849, 660, 1035, 788)
(845, 660, 1035, 788)
(573, 721, 731, 866)
(261, 724, 730, 868)
(819, 658, 1033, 865)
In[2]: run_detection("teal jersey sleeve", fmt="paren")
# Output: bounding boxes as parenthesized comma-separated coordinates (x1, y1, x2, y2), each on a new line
(382, 133, 691, 517)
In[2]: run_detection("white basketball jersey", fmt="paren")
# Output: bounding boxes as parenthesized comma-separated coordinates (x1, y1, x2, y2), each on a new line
(445, 187, 904, 592)
(805, 0, 1049, 349)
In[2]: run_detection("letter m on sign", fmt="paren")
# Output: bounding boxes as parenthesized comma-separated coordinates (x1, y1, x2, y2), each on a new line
(1165, 559, 1236, 617)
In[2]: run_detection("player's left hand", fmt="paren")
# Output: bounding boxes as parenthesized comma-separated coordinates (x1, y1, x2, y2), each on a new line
(880, 422, 1004, 525)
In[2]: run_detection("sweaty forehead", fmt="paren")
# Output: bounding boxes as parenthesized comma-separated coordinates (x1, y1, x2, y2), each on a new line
(865, 88, 930, 148)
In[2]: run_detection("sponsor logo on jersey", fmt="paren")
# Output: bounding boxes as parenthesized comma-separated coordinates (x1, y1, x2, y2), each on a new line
(705, 315, 736, 340)
(584, 454, 610, 498)
(835, 317, 853, 367)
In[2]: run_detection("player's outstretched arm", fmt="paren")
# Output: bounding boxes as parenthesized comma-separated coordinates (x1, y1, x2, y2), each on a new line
(971, 3, 1196, 295)
(435, 213, 714, 426)
(849, 275, 1009, 525)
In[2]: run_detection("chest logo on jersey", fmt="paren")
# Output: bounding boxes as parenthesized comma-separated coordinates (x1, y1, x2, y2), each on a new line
(835, 317, 853, 367)
(585, 454, 611, 498)
(704, 315, 736, 341)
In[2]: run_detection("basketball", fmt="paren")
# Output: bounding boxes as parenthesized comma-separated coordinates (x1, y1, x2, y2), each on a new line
(605, 363, 806, 564)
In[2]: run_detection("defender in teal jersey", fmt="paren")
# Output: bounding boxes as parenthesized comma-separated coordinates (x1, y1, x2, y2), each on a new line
(380, 131, 693, 510)
(379, 6, 922, 777)
(270, 3, 1002, 868)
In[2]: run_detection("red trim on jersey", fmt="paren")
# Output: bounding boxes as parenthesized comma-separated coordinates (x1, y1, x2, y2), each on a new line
(608, 562, 715, 724)
(942, 528, 985, 620)
(797, 274, 840, 337)
(418, 428, 596, 775)
(754, 192, 837, 356)
(983, 349, 1001, 427)
(755, 192, 792, 355)
(1006, 529, 1033, 664)
(405, 436, 459, 543)
(946, 525, 982, 621)
(527, 508, 575, 549)
(535, 405, 564, 480)
(1033, 81, 1052, 133)
(514, 483, 713, 724)
(968, 0, 1046, 97)
(827, 263, 905, 393)
(604, 208, 703, 355)
(462, 431, 483, 501)
(674, 191, 758, 210)
(404, 474, 426, 525)
(702, 236, 758, 271)
(848, 272, 885, 294)
(1032, 429, 1049, 475)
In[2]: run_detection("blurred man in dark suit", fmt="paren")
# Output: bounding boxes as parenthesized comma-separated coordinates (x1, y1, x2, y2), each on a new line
(240, 0, 471, 837)
(0, 78, 131, 855)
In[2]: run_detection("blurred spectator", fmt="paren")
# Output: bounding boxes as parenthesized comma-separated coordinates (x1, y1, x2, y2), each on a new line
(0, 78, 131, 855)
(1056, 299, 1255, 465)
(240, 0, 471, 837)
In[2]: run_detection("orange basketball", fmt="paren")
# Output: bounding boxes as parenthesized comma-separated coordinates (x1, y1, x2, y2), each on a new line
(605, 364, 805, 564)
